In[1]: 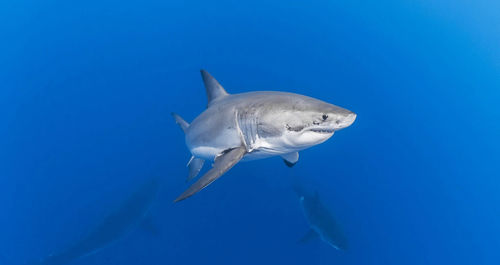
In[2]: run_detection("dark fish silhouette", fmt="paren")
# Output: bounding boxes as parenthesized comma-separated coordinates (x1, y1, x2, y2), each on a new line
(294, 184, 348, 250)
(29, 178, 161, 265)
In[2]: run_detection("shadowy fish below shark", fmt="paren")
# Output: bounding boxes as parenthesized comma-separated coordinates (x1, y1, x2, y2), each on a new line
(294, 184, 348, 251)
(26, 177, 161, 265)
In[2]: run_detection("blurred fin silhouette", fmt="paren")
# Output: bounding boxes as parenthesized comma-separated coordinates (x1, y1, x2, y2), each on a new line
(26, 177, 162, 265)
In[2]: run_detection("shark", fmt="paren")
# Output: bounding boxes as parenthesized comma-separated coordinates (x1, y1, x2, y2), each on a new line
(294, 185, 348, 250)
(172, 70, 356, 202)
(28, 178, 161, 265)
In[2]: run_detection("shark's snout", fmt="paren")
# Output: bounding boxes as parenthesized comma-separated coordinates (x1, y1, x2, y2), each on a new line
(346, 112, 357, 126)
(334, 112, 356, 130)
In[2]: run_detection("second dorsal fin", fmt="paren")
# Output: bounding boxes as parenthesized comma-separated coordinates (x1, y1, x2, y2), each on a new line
(200, 69, 229, 107)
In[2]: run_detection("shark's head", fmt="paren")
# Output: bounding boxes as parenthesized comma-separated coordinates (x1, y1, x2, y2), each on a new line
(264, 94, 356, 149)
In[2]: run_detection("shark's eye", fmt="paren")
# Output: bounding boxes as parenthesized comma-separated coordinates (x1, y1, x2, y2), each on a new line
(322, 114, 328, 121)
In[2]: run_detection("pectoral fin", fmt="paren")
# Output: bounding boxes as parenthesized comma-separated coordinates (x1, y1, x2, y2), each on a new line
(174, 146, 246, 202)
(187, 156, 205, 182)
(298, 228, 318, 243)
(282, 152, 299, 167)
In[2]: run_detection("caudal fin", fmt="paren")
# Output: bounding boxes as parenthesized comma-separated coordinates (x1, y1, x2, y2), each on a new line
(171, 113, 189, 133)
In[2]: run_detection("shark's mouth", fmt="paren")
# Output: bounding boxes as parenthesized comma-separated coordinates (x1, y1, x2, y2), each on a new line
(308, 127, 335, 134)
(286, 124, 334, 134)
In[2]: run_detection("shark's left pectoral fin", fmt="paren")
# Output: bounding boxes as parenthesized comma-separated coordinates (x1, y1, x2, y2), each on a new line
(174, 146, 246, 202)
(282, 152, 299, 167)
(299, 228, 318, 244)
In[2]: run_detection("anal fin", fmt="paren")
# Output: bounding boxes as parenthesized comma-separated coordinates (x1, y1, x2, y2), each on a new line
(174, 146, 246, 202)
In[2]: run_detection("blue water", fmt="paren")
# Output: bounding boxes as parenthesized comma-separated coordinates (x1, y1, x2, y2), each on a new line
(1, 0, 499, 264)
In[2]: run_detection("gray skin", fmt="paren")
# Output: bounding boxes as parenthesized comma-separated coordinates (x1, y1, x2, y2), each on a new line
(295, 186, 348, 250)
(28, 178, 161, 265)
(172, 70, 356, 201)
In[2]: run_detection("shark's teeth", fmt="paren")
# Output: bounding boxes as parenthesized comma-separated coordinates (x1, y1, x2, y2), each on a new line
(309, 128, 334, 133)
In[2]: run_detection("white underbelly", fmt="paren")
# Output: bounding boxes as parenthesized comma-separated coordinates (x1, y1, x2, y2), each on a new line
(190, 135, 297, 162)
(241, 151, 275, 161)
(187, 128, 242, 160)
(190, 146, 224, 161)
(242, 136, 298, 161)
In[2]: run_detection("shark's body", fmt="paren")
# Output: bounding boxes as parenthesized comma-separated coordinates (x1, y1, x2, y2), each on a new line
(173, 70, 356, 201)
(295, 186, 348, 250)
(31, 178, 161, 265)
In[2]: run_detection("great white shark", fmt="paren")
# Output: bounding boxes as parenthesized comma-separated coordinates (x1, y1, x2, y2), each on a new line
(294, 184, 348, 250)
(172, 70, 356, 201)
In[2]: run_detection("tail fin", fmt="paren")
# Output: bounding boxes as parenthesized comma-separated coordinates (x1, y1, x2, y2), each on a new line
(172, 113, 189, 133)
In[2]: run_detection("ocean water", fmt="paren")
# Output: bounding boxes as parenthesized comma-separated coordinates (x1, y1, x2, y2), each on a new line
(1, 0, 499, 264)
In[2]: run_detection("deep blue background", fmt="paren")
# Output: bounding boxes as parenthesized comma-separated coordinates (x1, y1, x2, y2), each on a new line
(1, 0, 499, 264)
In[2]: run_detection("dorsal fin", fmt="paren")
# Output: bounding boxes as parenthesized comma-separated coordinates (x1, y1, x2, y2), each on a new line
(200, 69, 229, 107)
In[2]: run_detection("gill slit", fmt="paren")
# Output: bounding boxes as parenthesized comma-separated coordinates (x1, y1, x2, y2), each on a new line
(236, 109, 259, 152)
(234, 110, 248, 150)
